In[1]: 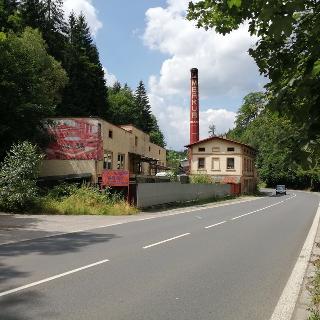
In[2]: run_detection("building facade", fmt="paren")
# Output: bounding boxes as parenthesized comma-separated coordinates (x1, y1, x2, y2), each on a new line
(186, 136, 257, 193)
(39, 118, 166, 183)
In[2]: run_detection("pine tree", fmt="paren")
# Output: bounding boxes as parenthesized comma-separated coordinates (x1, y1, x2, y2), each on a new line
(0, 0, 20, 32)
(134, 81, 154, 133)
(56, 13, 108, 119)
(20, 0, 67, 60)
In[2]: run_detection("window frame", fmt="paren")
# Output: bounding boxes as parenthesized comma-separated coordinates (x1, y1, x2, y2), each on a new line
(226, 157, 235, 170)
(117, 153, 125, 170)
(198, 157, 205, 169)
(211, 157, 220, 171)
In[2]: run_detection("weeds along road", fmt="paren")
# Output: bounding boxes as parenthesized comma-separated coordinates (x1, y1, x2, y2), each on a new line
(0, 191, 319, 320)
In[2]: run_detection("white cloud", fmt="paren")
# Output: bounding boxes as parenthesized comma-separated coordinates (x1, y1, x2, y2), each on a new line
(143, 0, 264, 149)
(103, 67, 117, 87)
(63, 0, 102, 35)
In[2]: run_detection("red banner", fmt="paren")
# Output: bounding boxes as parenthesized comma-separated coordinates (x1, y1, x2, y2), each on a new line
(45, 119, 103, 160)
(102, 170, 129, 187)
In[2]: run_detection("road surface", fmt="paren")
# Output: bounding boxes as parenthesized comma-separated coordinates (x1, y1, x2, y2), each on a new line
(0, 191, 319, 320)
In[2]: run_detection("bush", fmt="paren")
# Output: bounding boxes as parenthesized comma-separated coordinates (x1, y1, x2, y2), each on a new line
(0, 141, 43, 212)
(190, 174, 213, 184)
(38, 185, 137, 215)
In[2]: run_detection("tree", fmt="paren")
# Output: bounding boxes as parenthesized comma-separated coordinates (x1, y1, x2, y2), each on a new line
(0, 141, 43, 212)
(208, 123, 216, 137)
(134, 81, 154, 133)
(0, 27, 68, 159)
(0, 0, 21, 33)
(187, 0, 320, 141)
(20, 0, 67, 60)
(56, 13, 108, 119)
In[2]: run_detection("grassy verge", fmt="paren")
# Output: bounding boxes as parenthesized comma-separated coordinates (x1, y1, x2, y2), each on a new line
(308, 251, 320, 319)
(34, 184, 138, 215)
(142, 195, 240, 212)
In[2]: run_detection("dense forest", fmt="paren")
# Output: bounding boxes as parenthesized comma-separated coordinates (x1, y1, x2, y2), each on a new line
(0, 0, 165, 160)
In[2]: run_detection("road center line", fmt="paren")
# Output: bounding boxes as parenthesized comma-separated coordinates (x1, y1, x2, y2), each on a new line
(205, 221, 227, 229)
(143, 233, 191, 249)
(0, 258, 110, 298)
(232, 194, 296, 221)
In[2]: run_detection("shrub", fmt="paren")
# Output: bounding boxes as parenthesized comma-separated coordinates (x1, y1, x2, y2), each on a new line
(190, 174, 213, 184)
(0, 141, 43, 212)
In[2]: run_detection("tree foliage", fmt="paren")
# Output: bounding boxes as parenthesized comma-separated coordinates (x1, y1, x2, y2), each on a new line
(0, 27, 68, 159)
(227, 92, 320, 190)
(56, 13, 108, 119)
(0, 141, 44, 211)
(187, 0, 320, 141)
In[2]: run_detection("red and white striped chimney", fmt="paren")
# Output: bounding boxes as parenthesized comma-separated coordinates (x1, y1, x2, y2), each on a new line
(190, 68, 199, 144)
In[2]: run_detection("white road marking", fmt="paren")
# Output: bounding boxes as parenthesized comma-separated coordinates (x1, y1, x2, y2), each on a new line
(232, 194, 296, 221)
(269, 200, 320, 320)
(0, 259, 110, 298)
(143, 233, 191, 249)
(205, 221, 227, 229)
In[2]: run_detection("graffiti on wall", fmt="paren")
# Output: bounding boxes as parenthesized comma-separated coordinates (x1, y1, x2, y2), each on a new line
(45, 119, 103, 160)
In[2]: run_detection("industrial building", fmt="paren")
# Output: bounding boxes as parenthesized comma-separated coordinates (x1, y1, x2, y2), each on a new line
(185, 68, 258, 193)
(39, 117, 167, 184)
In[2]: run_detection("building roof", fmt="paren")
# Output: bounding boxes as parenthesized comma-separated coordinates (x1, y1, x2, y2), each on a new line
(184, 136, 256, 151)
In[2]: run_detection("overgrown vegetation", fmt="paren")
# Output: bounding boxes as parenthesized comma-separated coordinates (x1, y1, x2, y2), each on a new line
(0, 141, 43, 212)
(190, 174, 213, 184)
(308, 255, 320, 320)
(37, 184, 137, 215)
(0, 144, 137, 215)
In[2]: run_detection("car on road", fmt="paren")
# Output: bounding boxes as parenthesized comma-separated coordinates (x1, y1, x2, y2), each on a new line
(276, 185, 286, 195)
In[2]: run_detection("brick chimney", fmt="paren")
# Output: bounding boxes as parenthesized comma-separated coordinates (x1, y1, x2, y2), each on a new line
(190, 68, 199, 144)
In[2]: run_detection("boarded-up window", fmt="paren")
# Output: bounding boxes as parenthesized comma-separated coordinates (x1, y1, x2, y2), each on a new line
(211, 158, 220, 170)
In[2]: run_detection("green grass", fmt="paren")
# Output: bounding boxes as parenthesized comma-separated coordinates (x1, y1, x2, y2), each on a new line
(35, 185, 138, 215)
(307, 254, 320, 319)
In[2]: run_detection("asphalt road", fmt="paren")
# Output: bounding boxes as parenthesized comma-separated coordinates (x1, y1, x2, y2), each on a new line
(0, 191, 319, 320)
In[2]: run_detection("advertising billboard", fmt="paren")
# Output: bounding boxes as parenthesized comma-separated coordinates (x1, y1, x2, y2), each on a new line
(102, 170, 130, 187)
(45, 118, 103, 160)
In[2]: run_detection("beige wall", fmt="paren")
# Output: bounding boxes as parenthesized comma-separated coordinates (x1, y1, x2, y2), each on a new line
(40, 160, 97, 178)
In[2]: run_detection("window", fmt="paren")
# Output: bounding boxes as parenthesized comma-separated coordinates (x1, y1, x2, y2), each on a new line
(159, 150, 161, 155)
(211, 158, 220, 171)
(198, 147, 205, 152)
(108, 130, 113, 139)
(103, 151, 113, 170)
(149, 146, 151, 152)
(227, 147, 235, 152)
(227, 158, 235, 170)
(117, 154, 125, 169)
(198, 158, 205, 169)
(212, 147, 220, 153)
(135, 136, 138, 147)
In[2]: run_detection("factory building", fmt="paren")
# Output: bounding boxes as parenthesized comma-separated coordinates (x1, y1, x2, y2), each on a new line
(39, 117, 166, 184)
(185, 68, 257, 193)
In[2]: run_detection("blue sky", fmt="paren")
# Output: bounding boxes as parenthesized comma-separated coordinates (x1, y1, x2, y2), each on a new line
(64, 0, 266, 150)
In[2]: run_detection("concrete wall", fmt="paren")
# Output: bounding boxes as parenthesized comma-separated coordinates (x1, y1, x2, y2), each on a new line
(136, 183, 231, 208)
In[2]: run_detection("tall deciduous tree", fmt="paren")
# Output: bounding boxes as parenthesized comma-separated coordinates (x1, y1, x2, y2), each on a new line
(0, 28, 68, 159)
(187, 0, 320, 141)
(56, 12, 108, 119)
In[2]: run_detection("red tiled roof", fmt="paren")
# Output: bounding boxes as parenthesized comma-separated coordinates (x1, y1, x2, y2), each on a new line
(184, 136, 256, 151)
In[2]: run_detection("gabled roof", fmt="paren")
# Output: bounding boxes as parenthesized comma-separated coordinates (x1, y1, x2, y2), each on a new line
(185, 136, 256, 151)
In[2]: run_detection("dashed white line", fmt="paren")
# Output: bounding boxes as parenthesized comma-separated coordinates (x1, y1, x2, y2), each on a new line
(143, 233, 191, 249)
(0, 258, 110, 298)
(205, 221, 227, 229)
(232, 194, 296, 221)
